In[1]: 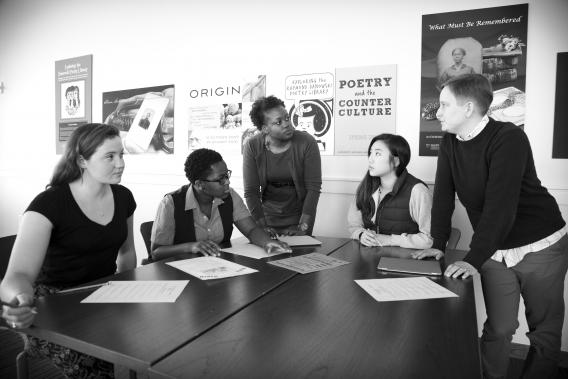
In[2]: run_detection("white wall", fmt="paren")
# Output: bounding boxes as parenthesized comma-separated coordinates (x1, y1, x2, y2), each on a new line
(1, 0, 567, 349)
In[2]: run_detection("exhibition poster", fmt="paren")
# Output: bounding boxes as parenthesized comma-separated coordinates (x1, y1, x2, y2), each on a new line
(188, 75, 266, 155)
(284, 72, 335, 155)
(334, 65, 397, 155)
(102, 85, 175, 154)
(419, 4, 528, 156)
(55, 54, 92, 154)
(552, 52, 568, 159)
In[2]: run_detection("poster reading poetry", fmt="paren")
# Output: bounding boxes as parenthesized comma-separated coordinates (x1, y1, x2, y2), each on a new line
(334, 65, 396, 155)
(55, 55, 92, 154)
(419, 4, 528, 156)
(102, 85, 175, 154)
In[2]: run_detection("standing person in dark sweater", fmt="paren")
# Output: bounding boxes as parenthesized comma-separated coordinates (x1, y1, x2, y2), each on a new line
(244, 96, 322, 236)
(413, 74, 567, 379)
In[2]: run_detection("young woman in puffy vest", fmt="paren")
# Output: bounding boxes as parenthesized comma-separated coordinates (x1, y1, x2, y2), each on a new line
(347, 134, 433, 249)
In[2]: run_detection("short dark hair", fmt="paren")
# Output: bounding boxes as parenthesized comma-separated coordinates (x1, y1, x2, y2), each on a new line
(452, 47, 466, 55)
(441, 74, 493, 115)
(249, 95, 285, 130)
(184, 148, 223, 184)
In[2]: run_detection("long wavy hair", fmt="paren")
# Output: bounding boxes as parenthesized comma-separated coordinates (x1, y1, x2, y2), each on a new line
(48, 123, 120, 188)
(355, 134, 411, 229)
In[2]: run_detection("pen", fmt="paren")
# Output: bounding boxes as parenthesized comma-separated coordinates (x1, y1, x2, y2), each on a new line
(58, 282, 110, 294)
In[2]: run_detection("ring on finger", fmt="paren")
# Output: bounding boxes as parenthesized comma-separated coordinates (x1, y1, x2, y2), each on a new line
(11, 321, 17, 328)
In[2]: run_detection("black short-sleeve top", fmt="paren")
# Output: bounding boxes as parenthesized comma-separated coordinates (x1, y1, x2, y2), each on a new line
(26, 184, 136, 288)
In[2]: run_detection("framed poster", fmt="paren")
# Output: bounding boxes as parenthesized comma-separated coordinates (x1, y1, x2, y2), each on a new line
(552, 52, 568, 159)
(419, 4, 528, 156)
(55, 55, 92, 154)
(103, 85, 175, 154)
(334, 65, 396, 155)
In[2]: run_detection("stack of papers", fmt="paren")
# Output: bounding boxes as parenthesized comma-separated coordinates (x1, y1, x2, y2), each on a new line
(377, 257, 442, 276)
(167, 257, 257, 280)
(81, 280, 188, 303)
(268, 253, 349, 274)
(277, 235, 322, 246)
(355, 277, 458, 302)
(222, 244, 289, 259)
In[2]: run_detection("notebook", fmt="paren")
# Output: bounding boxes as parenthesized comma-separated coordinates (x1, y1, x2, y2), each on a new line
(277, 235, 322, 247)
(377, 257, 442, 276)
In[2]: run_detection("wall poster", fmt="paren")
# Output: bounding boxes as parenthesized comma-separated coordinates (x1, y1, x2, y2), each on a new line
(188, 75, 266, 155)
(552, 52, 568, 159)
(419, 4, 528, 156)
(284, 72, 335, 155)
(102, 85, 175, 154)
(55, 54, 92, 154)
(334, 65, 397, 155)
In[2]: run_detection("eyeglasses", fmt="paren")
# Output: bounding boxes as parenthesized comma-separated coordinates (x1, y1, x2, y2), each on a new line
(200, 170, 232, 184)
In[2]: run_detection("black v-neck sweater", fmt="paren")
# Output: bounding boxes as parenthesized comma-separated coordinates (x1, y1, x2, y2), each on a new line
(431, 118, 565, 270)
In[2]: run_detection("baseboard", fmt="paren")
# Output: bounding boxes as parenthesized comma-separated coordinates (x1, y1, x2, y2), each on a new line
(510, 342, 568, 368)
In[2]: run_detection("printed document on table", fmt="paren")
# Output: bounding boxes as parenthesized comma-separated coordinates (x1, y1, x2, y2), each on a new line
(81, 280, 188, 303)
(277, 235, 322, 246)
(167, 256, 257, 280)
(222, 243, 290, 259)
(354, 277, 458, 302)
(268, 253, 349, 274)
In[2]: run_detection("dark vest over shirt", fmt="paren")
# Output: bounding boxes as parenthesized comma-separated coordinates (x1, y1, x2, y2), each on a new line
(168, 185, 233, 244)
(374, 170, 425, 236)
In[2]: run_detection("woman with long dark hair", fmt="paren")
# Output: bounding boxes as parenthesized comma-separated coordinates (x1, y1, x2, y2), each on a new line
(347, 134, 433, 248)
(1, 123, 137, 378)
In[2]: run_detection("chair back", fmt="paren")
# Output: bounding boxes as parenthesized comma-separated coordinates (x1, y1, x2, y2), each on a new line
(140, 221, 153, 265)
(0, 235, 17, 279)
(446, 227, 461, 250)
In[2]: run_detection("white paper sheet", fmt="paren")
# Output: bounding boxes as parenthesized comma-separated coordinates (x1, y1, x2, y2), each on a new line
(268, 253, 350, 274)
(276, 235, 322, 246)
(166, 257, 257, 280)
(81, 280, 188, 303)
(354, 277, 458, 302)
(222, 243, 291, 259)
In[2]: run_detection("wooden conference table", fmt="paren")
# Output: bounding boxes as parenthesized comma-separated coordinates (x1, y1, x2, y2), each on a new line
(22, 237, 349, 377)
(24, 237, 481, 378)
(149, 241, 481, 379)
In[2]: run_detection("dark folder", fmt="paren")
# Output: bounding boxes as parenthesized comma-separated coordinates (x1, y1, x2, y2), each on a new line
(377, 257, 442, 276)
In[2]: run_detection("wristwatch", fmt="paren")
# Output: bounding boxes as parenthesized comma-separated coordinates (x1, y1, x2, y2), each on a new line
(297, 222, 309, 232)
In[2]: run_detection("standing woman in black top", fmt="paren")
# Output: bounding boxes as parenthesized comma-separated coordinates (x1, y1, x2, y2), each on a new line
(0, 123, 137, 378)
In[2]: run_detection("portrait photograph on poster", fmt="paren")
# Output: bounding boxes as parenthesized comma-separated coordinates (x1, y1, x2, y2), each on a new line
(419, 4, 528, 156)
(102, 84, 174, 154)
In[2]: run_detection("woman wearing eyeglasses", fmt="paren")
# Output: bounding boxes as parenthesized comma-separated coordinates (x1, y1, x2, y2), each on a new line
(150, 148, 290, 260)
(243, 96, 322, 236)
